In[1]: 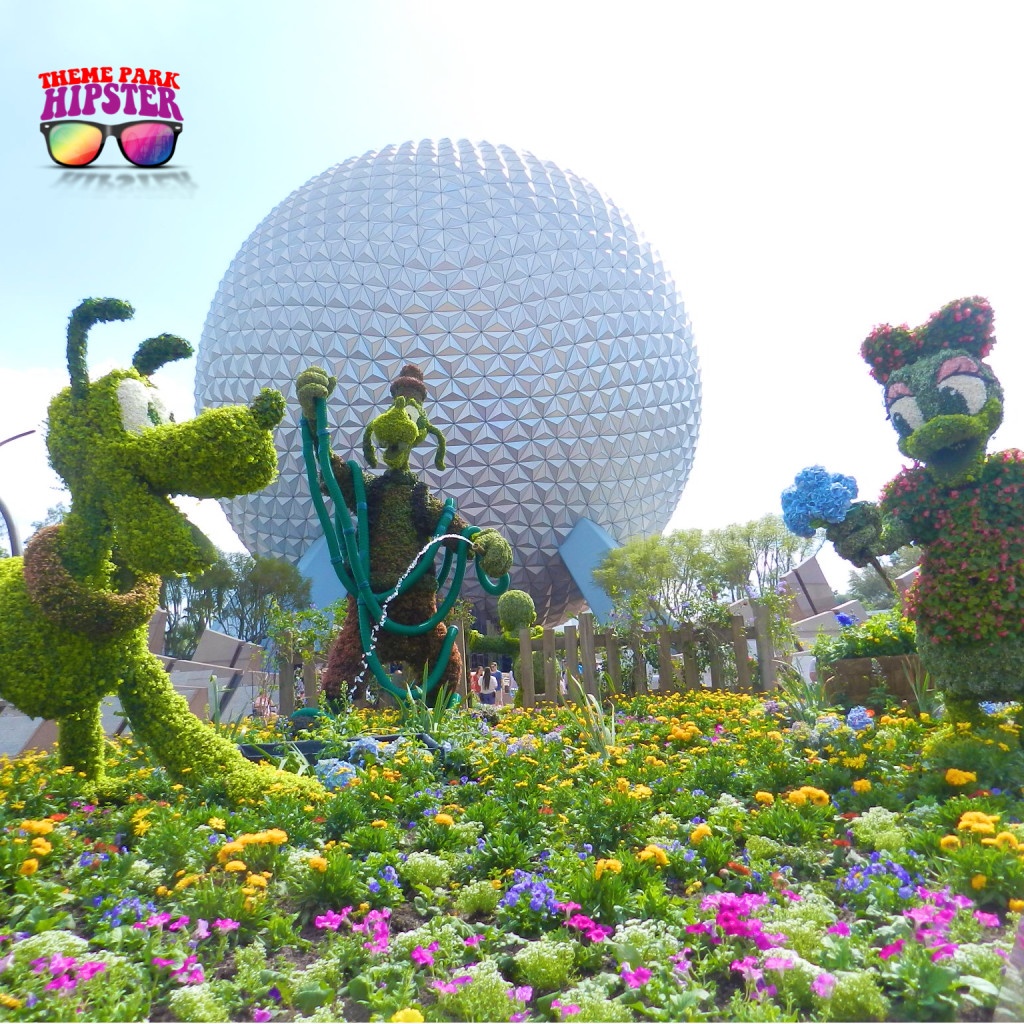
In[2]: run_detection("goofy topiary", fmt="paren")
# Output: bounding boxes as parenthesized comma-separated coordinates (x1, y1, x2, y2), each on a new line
(0, 299, 322, 801)
(826, 296, 1024, 719)
(296, 363, 513, 704)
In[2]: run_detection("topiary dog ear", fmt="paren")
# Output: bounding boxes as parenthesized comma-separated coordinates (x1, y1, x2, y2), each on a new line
(132, 334, 193, 377)
(67, 297, 135, 399)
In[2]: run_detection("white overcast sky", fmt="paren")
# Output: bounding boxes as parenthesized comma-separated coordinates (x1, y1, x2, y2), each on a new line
(2, 2, 1023, 593)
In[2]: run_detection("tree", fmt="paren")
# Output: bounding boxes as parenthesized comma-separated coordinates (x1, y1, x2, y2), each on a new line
(708, 514, 816, 599)
(593, 530, 722, 631)
(161, 551, 311, 656)
(841, 546, 920, 610)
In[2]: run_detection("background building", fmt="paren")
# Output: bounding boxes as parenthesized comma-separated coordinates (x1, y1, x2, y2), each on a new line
(196, 138, 701, 625)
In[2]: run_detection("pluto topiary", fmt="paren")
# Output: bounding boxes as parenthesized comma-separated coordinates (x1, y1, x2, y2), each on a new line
(0, 299, 322, 801)
(295, 363, 513, 704)
(825, 296, 1024, 707)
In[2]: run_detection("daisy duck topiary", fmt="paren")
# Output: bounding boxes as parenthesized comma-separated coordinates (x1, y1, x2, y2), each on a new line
(0, 299, 322, 801)
(295, 363, 513, 704)
(825, 296, 1024, 713)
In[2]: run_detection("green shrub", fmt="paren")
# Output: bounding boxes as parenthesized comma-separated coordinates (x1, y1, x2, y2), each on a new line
(812, 612, 917, 667)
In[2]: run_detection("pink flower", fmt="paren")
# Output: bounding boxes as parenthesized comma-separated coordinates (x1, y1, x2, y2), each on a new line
(620, 964, 652, 989)
(827, 921, 851, 937)
(552, 999, 581, 1018)
(315, 908, 351, 931)
(74, 962, 106, 982)
(879, 939, 905, 960)
(508, 985, 533, 1002)
(464, 934, 484, 947)
(213, 918, 240, 932)
(45, 974, 77, 992)
(975, 911, 1000, 928)
(167, 915, 190, 932)
(253, 1009, 273, 1022)
(194, 919, 210, 941)
(411, 942, 439, 966)
(812, 972, 836, 998)
(764, 956, 795, 971)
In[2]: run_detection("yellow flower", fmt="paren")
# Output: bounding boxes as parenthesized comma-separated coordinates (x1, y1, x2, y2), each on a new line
(595, 858, 623, 880)
(434, 813, 455, 827)
(1009, 898, 1024, 913)
(175, 874, 201, 891)
(972, 874, 988, 890)
(958, 810, 1000, 834)
(390, 1011, 424, 1023)
(20, 819, 54, 836)
(218, 841, 246, 863)
(224, 859, 248, 872)
(18, 858, 39, 876)
(208, 817, 226, 830)
(308, 856, 328, 872)
(30, 837, 52, 856)
(245, 873, 268, 888)
(628, 784, 652, 800)
(852, 779, 872, 795)
(787, 790, 808, 807)
(982, 831, 1020, 851)
(754, 792, 775, 806)
(637, 844, 669, 867)
(939, 835, 962, 852)
(945, 768, 977, 786)
(0, 993, 23, 1010)
(690, 824, 713, 843)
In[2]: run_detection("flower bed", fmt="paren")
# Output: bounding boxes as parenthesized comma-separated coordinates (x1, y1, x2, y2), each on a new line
(1, 695, 1022, 1022)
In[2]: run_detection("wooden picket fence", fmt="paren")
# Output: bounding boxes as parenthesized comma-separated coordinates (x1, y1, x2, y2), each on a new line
(512, 607, 778, 708)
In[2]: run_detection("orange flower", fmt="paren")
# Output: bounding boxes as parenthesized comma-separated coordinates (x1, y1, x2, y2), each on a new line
(433, 813, 455, 827)
(18, 858, 39, 876)
(690, 824, 713, 843)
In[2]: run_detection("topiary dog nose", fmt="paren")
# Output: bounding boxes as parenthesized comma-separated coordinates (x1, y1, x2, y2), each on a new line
(249, 388, 286, 429)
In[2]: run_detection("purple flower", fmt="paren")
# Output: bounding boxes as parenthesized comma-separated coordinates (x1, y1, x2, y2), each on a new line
(812, 972, 836, 998)
(193, 919, 210, 941)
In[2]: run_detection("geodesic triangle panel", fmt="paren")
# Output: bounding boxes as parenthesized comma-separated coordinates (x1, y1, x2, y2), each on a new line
(196, 138, 701, 626)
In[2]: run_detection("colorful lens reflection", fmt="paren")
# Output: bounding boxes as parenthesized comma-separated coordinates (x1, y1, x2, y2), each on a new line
(120, 122, 176, 166)
(47, 122, 103, 166)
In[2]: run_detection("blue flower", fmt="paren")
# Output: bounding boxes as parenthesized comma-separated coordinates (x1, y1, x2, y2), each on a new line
(314, 758, 360, 790)
(846, 706, 873, 732)
(835, 612, 858, 628)
(781, 466, 858, 537)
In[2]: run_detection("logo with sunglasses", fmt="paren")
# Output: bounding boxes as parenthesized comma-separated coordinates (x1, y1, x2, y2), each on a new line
(41, 119, 182, 169)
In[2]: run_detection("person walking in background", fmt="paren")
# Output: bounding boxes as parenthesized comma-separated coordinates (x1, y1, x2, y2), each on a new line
(479, 666, 496, 706)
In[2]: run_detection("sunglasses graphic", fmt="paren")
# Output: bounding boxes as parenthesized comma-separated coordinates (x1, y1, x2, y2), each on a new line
(40, 120, 182, 168)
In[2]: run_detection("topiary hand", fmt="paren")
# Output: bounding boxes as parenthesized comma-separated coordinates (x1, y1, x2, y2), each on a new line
(825, 501, 885, 568)
(296, 366, 336, 422)
(473, 529, 513, 577)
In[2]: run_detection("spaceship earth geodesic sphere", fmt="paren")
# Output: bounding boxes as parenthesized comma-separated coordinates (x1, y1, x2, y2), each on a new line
(196, 138, 701, 625)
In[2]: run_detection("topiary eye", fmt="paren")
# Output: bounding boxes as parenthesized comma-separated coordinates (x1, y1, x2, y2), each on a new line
(937, 374, 987, 416)
(118, 378, 171, 434)
(887, 395, 923, 437)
